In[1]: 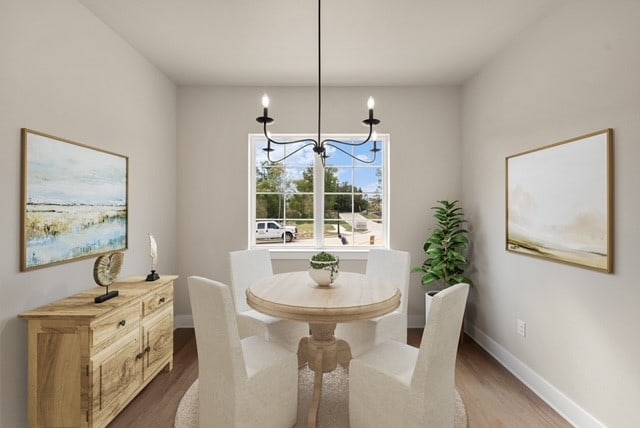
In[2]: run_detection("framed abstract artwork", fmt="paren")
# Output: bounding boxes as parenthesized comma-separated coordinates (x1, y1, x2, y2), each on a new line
(506, 129, 613, 272)
(21, 129, 128, 271)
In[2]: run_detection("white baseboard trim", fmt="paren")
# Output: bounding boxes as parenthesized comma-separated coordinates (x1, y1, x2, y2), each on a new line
(174, 314, 193, 329)
(465, 323, 605, 428)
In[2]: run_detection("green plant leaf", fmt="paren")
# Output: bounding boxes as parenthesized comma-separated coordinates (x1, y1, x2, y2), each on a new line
(421, 273, 440, 285)
(446, 251, 467, 263)
(449, 273, 465, 283)
(426, 246, 443, 256)
(426, 234, 443, 244)
(431, 261, 447, 274)
(451, 234, 469, 244)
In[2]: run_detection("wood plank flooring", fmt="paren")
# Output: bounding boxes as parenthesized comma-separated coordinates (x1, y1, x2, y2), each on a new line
(108, 328, 570, 427)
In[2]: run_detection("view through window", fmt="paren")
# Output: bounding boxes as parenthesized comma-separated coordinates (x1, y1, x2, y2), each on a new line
(250, 134, 388, 249)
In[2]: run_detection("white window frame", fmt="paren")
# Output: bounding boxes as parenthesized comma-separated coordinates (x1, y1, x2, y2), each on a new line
(248, 133, 390, 259)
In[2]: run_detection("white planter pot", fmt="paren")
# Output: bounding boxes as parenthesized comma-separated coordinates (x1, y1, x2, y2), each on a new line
(424, 290, 438, 324)
(308, 261, 339, 286)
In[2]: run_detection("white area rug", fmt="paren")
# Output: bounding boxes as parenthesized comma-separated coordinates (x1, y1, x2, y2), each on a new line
(175, 365, 468, 427)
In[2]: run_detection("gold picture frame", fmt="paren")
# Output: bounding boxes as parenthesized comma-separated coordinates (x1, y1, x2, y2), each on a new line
(21, 129, 128, 271)
(505, 129, 613, 272)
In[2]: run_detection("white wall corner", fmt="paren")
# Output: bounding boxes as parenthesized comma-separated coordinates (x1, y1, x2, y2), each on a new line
(174, 314, 193, 328)
(465, 323, 606, 428)
(408, 314, 425, 329)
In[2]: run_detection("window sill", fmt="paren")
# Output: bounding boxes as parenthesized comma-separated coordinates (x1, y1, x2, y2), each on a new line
(268, 248, 376, 261)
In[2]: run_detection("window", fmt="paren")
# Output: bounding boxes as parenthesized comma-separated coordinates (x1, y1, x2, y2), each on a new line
(250, 133, 389, 251)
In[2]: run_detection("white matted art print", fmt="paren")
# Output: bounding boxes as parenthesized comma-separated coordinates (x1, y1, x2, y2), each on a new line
(506, 129, 613, 272)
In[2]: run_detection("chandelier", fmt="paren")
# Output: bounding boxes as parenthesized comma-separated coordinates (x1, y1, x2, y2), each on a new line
(256, 0, 381, 166)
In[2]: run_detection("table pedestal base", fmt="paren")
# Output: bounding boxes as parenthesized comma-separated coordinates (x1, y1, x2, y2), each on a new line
(298, 323, 352, 428)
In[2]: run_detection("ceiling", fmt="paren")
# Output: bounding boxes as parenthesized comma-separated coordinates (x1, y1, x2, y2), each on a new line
(79, 0, 568, 86)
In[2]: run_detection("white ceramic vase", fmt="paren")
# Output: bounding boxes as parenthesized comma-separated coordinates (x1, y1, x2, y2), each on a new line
(308, 261, 339, 286)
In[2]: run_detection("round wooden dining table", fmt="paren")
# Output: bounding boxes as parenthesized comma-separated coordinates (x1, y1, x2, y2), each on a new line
(246, 270, 400, 428)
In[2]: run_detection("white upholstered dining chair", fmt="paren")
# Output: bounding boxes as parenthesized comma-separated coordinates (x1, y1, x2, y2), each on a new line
(349, 282, 469, 428)
(334, 249, 411, 357)
(188, 276, 298, 428)
(229, 249, 308, 353)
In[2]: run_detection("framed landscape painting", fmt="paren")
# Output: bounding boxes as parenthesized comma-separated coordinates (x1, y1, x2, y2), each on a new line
(21, 129, 128, 271)
(506, 129, 613, 272)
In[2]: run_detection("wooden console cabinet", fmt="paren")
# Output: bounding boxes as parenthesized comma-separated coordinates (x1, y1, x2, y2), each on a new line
(19, 275, 177, 428)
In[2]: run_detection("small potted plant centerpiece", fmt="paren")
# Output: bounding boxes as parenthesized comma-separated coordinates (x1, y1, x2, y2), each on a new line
(309, 251, 339, 286)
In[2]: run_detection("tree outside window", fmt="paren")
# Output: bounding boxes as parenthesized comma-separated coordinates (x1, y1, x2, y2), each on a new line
(250, 134, 388, 249)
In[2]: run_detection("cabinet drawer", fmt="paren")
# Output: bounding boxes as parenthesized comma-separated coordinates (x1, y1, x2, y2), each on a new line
(91, 304, 140, 349)
(142, 283, 173, 317)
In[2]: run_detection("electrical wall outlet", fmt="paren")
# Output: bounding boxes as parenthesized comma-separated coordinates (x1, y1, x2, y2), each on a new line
(517, 319, 526, 337)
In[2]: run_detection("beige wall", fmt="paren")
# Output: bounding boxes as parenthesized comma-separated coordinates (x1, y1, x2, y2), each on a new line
(176, 86, 462, 327)
(462, 1, 640, 426)
(0, 1, 177, 426)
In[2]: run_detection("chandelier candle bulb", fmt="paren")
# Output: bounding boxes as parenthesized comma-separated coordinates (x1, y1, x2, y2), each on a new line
(262, 94, 269, 117)
(368, 96, 375, 119)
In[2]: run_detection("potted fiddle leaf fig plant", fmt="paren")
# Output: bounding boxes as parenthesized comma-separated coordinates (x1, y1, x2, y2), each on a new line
(309, 251, 339, 287)
(412, 200, 473, 338)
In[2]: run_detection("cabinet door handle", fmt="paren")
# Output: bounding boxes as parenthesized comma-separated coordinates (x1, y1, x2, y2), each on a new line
(118, 319, 126, 327)
(159, 297, 166, 304)
(135, 351, 144, 360)
(144, 346, 151, 354)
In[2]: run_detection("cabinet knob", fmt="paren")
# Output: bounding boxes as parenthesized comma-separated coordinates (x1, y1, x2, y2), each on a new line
(159, 297, 166, 304)
(144, 346, 151, 354)
(135, 352, 144, 360)
(118, 319, 126, 327)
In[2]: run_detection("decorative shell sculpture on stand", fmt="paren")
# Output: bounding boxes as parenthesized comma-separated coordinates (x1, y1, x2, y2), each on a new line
(93, 251, 124, 303)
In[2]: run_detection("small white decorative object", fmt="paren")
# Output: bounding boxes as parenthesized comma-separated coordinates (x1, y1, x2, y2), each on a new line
(309, 251, 339, 287)
(146, 233, 159, 281)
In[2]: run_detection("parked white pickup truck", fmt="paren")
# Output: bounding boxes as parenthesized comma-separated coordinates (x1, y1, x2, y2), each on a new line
(256, 221, 298, 243)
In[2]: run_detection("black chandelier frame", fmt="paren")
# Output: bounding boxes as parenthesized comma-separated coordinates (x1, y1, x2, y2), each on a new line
(256, 0, 381, 166)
